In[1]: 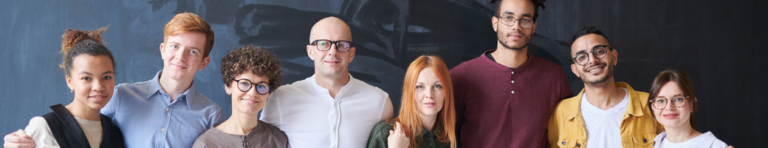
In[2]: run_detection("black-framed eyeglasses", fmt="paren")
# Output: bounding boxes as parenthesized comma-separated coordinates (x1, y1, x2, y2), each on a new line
(649, 95, 690, 110)
(572, 45, 611, 66)
(233, 79, 270, 95)
(309, 39, 353, 52)
(494, 14, 534, 29)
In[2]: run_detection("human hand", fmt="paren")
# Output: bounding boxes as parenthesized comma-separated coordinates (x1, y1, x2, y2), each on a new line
(387, 122, 409, 148)
(4, 129, 35, 148)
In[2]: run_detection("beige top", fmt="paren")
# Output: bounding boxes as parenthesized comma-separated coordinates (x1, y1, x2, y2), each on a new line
(25, 116, 102, 148)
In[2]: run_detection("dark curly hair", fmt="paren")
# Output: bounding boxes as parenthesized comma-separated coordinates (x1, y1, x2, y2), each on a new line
(220, 45, 282, 93)
(490, 0, 546, 22)
(571, 26, 611, 45)
(60, 27, 115, 76)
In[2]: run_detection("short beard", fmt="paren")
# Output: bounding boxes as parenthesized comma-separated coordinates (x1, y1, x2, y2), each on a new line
(581, 62, 614, 86)
(498, 38, 528, 50)
(496, 24, 530, 51)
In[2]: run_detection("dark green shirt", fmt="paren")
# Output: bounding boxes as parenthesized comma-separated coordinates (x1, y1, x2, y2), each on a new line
(366, 121, 452, 148)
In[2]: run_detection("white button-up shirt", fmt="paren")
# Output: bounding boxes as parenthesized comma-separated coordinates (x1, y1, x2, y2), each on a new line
(260, 74, 394, 148)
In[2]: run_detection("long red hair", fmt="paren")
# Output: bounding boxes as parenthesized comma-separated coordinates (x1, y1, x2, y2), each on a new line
(389, 55, 456, 148)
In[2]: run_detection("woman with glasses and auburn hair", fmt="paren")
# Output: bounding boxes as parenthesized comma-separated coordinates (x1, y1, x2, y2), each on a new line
(20, 27, 125, 148)
(648, 69, 727, 148)
(192, 45, 289, 148)
(366, 55, 457, 148)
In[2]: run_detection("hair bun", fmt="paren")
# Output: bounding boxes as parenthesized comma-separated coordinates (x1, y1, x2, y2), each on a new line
(61, 27, 107, 54)
(59, 27, 107, 69)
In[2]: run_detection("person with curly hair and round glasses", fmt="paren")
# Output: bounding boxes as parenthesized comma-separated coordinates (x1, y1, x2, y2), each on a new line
(193, 45, 289, 148)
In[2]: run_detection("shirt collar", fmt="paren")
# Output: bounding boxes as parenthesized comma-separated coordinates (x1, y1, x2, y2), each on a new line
(481, 49, 534, 71)
(308, 74, 356, 97)
(147, 70, 198, 109)
(566, 82, 645, 120)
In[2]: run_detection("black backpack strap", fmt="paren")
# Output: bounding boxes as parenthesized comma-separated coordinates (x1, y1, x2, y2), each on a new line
(43, 104, 91, 148)
(42, 112, 71, 147)
(98, 114, 125, 148)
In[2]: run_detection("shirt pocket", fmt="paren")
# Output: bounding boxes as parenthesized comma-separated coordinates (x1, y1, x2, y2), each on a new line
(556, 137, 586, 148)
(630, 133, 656, 148)
(176, 123, 205, 142)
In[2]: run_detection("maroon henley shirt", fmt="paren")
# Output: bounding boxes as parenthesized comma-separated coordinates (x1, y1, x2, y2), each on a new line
(450, 50, 572, 148)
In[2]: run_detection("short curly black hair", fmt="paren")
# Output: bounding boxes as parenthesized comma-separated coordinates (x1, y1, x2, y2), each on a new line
(571, 26, 610, 45)
(491, 0, 546, 22)
(220, 45, 282, 93)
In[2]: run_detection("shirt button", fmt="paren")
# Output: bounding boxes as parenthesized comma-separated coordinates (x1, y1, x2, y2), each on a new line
(165, 108, 169, 112)
(561, 141, 565, 145)
(511, 71, 514, 74)
(511, 80, 514, 84)
(576, 143, 581, 147)
(160, 128, 165, 132)
(511, 90, 515, 94)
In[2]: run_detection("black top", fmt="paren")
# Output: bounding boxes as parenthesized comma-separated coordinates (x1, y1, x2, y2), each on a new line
(41, 104, 125, 148)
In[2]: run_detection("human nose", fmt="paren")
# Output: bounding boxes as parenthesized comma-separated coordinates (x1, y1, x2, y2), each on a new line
(586, 52, 599, 65)
(664, 99, 676, 111)
(249, 84, 265, 95)
(510, 19, 522, 30)
(93, 79, 106, 92)
(426, 87, 434, 99)
(174, 48, 188, 61)
(326, 43, 339, 55)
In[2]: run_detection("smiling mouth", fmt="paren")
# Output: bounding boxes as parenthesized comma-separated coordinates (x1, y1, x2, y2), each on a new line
(584, 63, 607, 74)
(324, 61, 341, 66)
(89, 95, 107, 102)
(171, 63, 188, 69)
(662, 113, 679, 119)
(240, 98, 260, 104)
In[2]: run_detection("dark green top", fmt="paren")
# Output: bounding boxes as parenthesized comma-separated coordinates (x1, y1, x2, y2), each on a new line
(366, 121, 452, 148)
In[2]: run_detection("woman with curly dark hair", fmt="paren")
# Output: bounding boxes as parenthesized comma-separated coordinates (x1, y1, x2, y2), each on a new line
(192, 45, 289, 148)
(20, 27, 125, 148)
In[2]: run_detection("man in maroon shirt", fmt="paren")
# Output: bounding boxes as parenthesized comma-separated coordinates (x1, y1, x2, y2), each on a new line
(449, 0, 572, 147)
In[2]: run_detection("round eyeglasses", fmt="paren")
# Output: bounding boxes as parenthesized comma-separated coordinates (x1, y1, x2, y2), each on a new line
(572, 45, 610, 66)
(309, 39, 353, 52)
(649, 95, 690, 110)
(494, 14, 534, 29)
(233, 79, 270, 95)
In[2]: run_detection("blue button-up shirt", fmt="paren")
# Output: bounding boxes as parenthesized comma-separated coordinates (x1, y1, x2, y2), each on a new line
(101, 71, 225, 148)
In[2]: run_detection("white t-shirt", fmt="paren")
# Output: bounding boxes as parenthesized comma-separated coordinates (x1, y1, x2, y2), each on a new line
(260, 74, 394, 148)
(654, 131, 728, 148)
(24, 116, 103, 148)
(581, 88, 629, 148)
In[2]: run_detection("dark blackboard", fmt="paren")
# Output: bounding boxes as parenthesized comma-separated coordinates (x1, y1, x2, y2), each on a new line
(1, 0, 766, 147)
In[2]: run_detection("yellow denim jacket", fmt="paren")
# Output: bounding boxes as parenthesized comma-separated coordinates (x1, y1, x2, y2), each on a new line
(547, 82, 664, 148)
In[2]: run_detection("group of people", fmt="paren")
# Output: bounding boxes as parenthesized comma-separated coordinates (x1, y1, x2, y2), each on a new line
(3, 0, 732, 148)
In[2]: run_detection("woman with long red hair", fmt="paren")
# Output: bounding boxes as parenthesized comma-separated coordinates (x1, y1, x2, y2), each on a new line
(366, 55, 457, 148)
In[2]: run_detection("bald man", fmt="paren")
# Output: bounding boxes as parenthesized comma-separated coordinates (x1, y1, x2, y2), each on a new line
(259, 17, 394, 148)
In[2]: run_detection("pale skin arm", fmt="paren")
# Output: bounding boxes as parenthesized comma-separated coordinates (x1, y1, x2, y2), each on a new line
(387, 122, 409, 148)
(3, 129, 35, 148)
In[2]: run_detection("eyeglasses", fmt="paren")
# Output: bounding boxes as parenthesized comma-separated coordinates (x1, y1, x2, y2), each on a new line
(494, 14, 534, 29)
(309, 39, 353, 52)
(572, 45, 610, 66)
(232, 79, 270, 95)
(649, 95, 690, 110)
